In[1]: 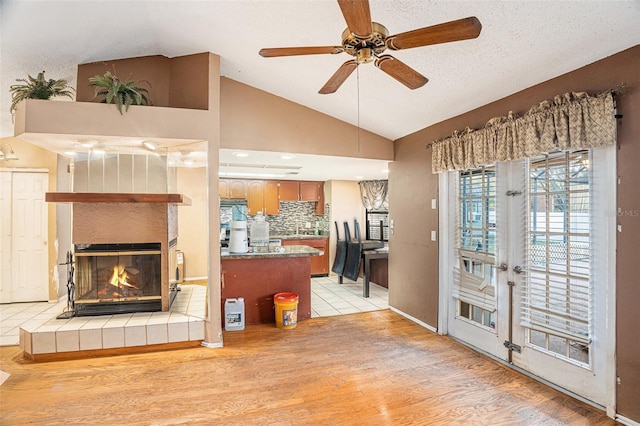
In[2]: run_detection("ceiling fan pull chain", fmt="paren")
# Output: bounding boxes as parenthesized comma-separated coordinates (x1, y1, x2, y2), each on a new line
(357, 65, 361, 153)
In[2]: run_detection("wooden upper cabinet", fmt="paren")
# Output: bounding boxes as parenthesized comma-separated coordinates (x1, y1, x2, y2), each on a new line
(219, 179, 230, 199)
(246, 180, 264, 215)
(219, 179, 247, 199)
(264, 180, 280, 215)
(279, 181, 300, 201)
(299, 181, 321, 202)
(315, 182, 325, 215)
(248, 180, 280, 215)
(228, 180, 247, 199)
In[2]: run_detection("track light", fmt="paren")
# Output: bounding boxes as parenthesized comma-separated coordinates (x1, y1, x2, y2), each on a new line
(0, 144, 19, 161)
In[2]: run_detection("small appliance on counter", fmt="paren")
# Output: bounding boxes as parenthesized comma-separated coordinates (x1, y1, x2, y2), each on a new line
(229, 221, 248, 253)
(228, 203, 248, 253)
(250, 211, 270, 252)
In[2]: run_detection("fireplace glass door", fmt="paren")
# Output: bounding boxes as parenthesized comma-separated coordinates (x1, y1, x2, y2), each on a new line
(74, 243, 162, 315)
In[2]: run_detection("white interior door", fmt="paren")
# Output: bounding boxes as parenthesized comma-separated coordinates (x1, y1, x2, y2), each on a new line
(9, 172, 49, 303)
(444, 147, 614, 410)
(0, 172, 12, 303)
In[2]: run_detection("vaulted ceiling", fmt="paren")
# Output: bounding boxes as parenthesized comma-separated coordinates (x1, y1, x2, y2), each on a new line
(1, 1, 638, 179)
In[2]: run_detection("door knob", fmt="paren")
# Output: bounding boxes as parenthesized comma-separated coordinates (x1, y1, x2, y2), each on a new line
(498, 263, 508, 271)
(513, 265, 523, 274)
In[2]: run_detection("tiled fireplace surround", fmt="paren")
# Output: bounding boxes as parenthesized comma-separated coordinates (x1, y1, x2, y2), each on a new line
(20, 195, 206, 361)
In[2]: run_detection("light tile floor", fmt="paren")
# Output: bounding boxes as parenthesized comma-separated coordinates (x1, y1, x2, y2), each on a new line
(311, 275, 389, 317)
(0, 276, 388, 347)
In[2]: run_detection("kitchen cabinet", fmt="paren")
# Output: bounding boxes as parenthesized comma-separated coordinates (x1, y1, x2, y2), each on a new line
(264, 180, 280, 215)
(282, 238, 329, 276)
(299, 181, 321, 202)
(219, 179, 247, 199)
(246, 180, 264, 215)
(247, 180, 280, 215)
(314, 183, 325, 215)
(278, 181, 299, 201)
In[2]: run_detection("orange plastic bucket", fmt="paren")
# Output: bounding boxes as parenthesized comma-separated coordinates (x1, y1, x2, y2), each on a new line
(274, 292, 299, 329)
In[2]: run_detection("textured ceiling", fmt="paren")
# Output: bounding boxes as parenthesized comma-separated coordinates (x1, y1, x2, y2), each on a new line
(1, 1, 639, 178)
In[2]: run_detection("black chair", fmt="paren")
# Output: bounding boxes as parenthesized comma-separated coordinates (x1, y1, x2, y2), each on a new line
(343, 220, 363, 281)
(331, 221, 347, 277)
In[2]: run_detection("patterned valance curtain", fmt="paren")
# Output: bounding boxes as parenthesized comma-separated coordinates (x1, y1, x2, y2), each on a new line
(359, 180, 388, 210)
(431, 90, 616, 173)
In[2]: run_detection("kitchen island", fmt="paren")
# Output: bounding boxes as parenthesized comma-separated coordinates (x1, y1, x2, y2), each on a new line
(220, 245, 322, 326)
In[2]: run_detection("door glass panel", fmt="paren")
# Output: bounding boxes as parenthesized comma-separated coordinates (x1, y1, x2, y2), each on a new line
(455, 167, 497, 330)
(524, 150, 592, 363)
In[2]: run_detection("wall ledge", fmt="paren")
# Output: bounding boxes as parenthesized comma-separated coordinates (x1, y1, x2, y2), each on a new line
(45, 192, 191, 205)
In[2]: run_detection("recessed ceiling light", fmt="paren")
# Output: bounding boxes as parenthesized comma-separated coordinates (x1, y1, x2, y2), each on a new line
(355, 175, 364, 179)
(80, 140, 96, 148)
(280, 154, 294, 160)
(143, 141, 158, 151)
(64, 151, 76, 157)
(233, 152, 249, 157)
(381, 169, 389, 174)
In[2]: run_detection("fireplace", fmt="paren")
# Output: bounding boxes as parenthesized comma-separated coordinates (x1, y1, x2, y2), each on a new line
(74, 242, 163, 316)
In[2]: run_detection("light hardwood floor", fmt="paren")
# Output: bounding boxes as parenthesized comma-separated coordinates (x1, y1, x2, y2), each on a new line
(0, 310, 614, 425)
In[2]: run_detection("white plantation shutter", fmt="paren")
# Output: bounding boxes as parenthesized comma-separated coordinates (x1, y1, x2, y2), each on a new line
(453, 249, 497, 312)
(522, 151, 592, 345)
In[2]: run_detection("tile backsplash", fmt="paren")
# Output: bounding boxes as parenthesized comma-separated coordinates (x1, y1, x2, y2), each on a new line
(220, 201, 330, 236)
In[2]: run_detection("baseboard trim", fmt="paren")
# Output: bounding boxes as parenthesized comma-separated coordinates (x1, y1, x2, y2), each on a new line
(201, 340, 223, 348)
(616, 414, 640, 426)
(389, 306, 438, 333)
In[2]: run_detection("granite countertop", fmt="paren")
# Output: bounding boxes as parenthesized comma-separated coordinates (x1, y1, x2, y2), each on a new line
(221, 244, 323, 259)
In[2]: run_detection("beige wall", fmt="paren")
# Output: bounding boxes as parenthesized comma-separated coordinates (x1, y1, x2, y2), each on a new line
(176, 167, 208, 279)
(220, 77, 393, 161)
(325, 180, 365, 273)
(0, 136, 58, 301)
(390, 45, 639, 419)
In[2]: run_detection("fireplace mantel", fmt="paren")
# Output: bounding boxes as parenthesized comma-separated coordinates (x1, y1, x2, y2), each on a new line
(45, 192, 191, 205)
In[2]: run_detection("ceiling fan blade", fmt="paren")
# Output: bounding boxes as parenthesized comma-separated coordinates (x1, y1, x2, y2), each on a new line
(337, 0, 373, 38)
(386, 17, 482, 50)
(259, 46, 344, 57)
(319, 60, 358, 94)
(374, 55, 428, 90)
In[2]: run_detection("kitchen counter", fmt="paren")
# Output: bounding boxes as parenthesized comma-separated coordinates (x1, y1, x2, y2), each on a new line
(221, 244, 322, 259)
(270, 234, 328, 240)
(220, 244, 319, 326)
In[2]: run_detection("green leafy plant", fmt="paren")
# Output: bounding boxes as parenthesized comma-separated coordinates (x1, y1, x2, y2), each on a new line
(88, 70, 151, 114)
(9, 70, 75, 116)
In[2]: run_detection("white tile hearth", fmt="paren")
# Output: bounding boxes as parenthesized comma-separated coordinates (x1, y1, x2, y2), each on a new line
(1, 285, 206, 357)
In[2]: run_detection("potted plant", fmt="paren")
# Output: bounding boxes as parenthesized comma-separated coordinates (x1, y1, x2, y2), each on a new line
(88, 69, 151, 114)
(9, 70, 75, 117)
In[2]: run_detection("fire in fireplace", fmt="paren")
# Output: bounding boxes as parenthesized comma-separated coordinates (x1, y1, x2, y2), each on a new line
(73, 243, 162, 316)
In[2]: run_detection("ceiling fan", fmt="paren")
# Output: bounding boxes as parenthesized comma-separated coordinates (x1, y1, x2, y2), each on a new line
(259, 0, 482, 94)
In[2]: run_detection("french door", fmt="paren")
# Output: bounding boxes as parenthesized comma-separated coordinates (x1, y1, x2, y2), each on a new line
(442, 146, 615, 410)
